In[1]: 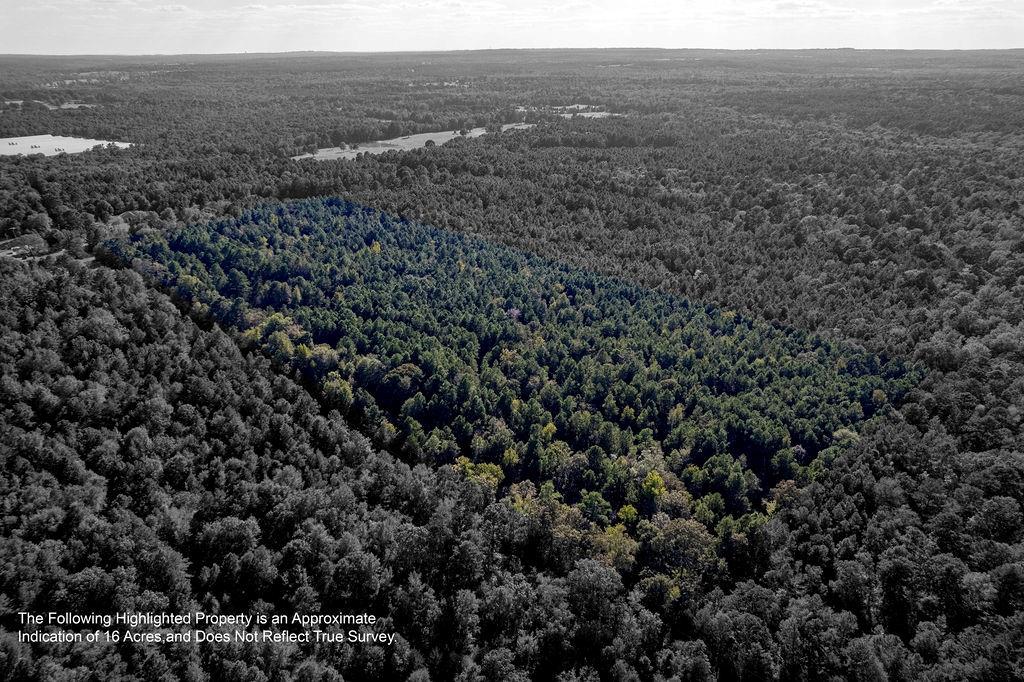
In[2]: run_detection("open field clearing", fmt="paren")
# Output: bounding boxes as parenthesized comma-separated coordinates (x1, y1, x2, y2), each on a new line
(0, 134, 130, 156)
(0, 234, 47, 259)
(558, 110, 617, 118)
(512, 104, 622, 119)
(292, 122, 533, 160)
(552, 105, 619, 118)
(2, 99, 98, 110)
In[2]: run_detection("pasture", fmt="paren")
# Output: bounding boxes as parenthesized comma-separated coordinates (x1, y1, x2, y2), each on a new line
(292, 123, 533, 161)
(0, 134, 131, 156)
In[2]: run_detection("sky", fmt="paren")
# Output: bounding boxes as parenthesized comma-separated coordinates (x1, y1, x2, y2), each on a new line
(1, 0, 1022, 54)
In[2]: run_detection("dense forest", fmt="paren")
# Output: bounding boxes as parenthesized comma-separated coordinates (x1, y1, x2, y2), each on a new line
(106, 197, 915, 533)
(2, 50, 1023, 680)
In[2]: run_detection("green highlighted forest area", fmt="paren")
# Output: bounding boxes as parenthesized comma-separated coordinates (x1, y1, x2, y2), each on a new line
(107, 198, 915, 543)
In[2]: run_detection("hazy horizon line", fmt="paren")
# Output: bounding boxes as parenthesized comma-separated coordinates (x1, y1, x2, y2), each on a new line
(3, 46, 1023, 59)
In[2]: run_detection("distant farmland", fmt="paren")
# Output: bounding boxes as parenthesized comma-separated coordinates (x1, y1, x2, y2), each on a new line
(0, 134, 131, 156)
(291, 123, 533, 161)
